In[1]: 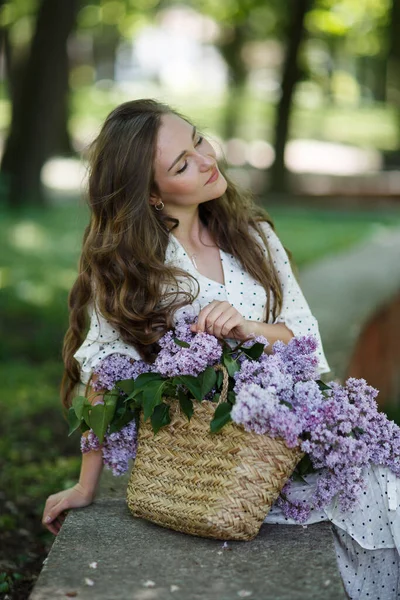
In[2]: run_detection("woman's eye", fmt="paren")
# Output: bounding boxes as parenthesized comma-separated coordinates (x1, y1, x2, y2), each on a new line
(175, 138, 203, 174)
(176, 161, 188, 174)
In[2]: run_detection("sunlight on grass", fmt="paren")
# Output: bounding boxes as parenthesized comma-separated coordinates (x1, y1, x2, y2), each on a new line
(9, 221, 51, 252)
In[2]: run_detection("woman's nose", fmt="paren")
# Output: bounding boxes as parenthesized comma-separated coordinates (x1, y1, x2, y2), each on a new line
(198, 154, 216, 172)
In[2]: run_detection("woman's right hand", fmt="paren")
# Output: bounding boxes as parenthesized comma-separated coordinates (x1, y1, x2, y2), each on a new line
(42, 483, 95, 536)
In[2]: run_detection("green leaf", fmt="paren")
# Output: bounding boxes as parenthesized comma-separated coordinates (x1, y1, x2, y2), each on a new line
(173, 337, 191, 348)
(67, 407, 81, 436)
(130, 373, 166, 402)
(129, 390, 144, 408)
(216, 369, 224, 389)
(242, 342, 265, 360)
(178, 389, 194, 421)
(135, 372, 165, 387)
(151, 402, 171, 434)
(116, 379, 136, 395)
(0, 582, 9, 593)
(212, 392, 220, 403)
(142, 380, 166, 421)
(222, 353, 240, 377)
(199, 366, 217, 397)
(316, 379, 331, 391)
(71, 395, 87, 420)
(227, 391, 236, 404)
(177, 375, 203, 402)
(296, 454, 314, 477)
(80, 421, 90, 434)
(109, 410, 136, 434)
(210, 402, 232, 433)
(88, 395, 117, 443)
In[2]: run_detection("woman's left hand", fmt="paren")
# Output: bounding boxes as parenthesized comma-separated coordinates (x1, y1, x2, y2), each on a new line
(190, 300, 257, 342)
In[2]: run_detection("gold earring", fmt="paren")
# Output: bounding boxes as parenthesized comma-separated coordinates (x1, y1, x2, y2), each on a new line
(154, 200, 164, 211)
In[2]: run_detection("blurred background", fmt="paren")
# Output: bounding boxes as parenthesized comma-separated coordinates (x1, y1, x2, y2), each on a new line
(0, 0, 399, 597)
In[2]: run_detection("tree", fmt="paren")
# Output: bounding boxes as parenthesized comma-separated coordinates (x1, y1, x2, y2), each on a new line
(269, 0, 313, 193)
(388, 0, 400, 141)
(1, 0, 80, 207)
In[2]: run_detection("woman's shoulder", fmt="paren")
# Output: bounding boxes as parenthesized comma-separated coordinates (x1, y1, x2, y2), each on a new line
(248, 219, 279, 250)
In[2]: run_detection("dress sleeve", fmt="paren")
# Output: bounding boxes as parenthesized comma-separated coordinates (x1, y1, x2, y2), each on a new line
(73, 301, 142, 386)
(260, 222, 331, 376)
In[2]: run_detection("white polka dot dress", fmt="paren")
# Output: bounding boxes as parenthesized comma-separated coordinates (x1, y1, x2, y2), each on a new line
(74, 221, 330, 384)
(73, 221, 400, 598)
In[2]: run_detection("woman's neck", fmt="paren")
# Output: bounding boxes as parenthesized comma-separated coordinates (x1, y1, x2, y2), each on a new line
(171, 209, 206, 247)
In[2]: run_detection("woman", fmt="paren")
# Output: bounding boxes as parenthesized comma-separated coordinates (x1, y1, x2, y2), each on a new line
(42, 99, 399, 599)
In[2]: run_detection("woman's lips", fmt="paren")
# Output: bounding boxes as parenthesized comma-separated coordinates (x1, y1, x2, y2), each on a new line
(206, 166, 219, 184)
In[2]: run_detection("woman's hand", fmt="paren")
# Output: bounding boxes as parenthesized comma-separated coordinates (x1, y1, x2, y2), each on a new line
(190, 300, 257, 342)
(42, 483, 95, 536)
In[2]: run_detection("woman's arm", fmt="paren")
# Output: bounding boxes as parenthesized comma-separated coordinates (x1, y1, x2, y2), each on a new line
(42, 379, 106, 535)
(78, 374, 106, 499)
(246, 321, 294, 353)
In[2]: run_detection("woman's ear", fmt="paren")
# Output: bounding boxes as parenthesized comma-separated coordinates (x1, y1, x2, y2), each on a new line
(149, 192, 160, 207)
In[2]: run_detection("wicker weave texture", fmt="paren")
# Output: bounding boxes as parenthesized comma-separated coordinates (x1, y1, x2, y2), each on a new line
(126, 399, 303, 541)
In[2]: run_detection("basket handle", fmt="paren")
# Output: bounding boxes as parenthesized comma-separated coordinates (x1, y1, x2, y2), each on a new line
(213, 364, 229, 406)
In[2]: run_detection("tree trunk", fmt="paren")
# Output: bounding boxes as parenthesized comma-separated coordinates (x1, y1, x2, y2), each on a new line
(269, 0, 313, 193)
(388, 0, 400, 144)
(219, 24, 249, 140)
(1, 0, 80, 208)
(93, 25, 120, 82)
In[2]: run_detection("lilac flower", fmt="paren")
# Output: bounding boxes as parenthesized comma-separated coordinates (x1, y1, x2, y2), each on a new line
(231, 383, 302, 447)
(272, 335, 320, 383)
(240, 335, 270, 349)
(93, 353, 153, 391)
(80, 420, 138, 476)
(154, 315, 222, 377)
(276, 494, 312, 523)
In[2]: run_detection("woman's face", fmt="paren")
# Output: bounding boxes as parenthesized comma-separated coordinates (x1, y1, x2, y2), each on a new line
(151, 113, 227, 210)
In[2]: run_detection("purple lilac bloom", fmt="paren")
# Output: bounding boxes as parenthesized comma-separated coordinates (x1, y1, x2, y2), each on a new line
(93, 353, 153, 391)
(240, 335, 270, 349)
(80, 420, 138, 476)
(231, 383, 302, 447)
(276, 494, 312, 523)
(272, 335, 320, 383)
(154, 315, 223, 377)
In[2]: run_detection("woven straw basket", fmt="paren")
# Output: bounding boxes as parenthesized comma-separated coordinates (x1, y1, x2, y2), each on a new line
(126, 366, 303, 541)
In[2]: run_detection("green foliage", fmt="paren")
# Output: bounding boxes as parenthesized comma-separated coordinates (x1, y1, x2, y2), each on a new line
(307, 0, 391, 56)
(210, 402, 233, 433)
(151, 402, 171, 434)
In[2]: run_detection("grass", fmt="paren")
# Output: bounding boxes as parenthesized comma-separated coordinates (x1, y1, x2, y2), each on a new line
(1, 199, 400, 596)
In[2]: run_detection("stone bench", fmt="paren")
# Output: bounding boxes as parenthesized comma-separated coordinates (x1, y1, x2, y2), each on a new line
(30, 469, 346, 600)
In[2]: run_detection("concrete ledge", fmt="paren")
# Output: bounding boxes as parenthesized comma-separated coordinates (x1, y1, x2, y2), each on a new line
(30, 470, 346, 600)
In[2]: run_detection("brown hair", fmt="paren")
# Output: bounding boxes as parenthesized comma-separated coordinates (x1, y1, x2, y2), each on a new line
(61, 98, 291, 411)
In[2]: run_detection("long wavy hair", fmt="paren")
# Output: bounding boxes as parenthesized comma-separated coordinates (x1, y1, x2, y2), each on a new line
(61, 98, 294, 411)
